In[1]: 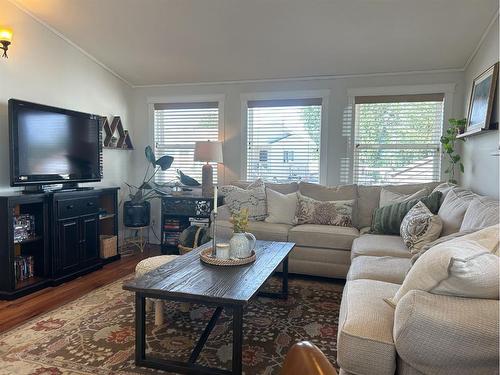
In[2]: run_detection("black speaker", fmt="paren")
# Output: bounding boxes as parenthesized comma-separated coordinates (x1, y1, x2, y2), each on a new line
(123, 201, 151, 227)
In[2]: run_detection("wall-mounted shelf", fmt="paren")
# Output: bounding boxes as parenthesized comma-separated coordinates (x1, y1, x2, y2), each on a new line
(456, 126, 498, 139)
(101, 116, 134, 150)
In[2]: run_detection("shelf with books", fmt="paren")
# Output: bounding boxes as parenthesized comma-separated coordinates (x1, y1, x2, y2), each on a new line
(160, 195, 222, 255)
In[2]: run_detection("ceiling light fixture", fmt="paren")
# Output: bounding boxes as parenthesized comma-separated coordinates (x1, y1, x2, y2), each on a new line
(0, 28, 13, 58)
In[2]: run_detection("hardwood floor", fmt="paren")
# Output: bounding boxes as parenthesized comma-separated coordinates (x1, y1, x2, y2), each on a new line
(0, 246, 160, 333)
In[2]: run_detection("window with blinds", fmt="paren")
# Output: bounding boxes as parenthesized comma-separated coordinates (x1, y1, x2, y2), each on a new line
(353, 93, 444, 185)
(153, 102, 219, 184)
(246, 98, 321, 183)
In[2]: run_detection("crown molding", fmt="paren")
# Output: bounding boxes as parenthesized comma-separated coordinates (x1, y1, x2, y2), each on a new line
(463, 10, 499, 71)
(132, 68, 465, 88)
(7, 0, 133, 88)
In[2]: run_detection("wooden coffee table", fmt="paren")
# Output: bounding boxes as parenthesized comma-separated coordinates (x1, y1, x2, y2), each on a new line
(123, 240, 295, 375)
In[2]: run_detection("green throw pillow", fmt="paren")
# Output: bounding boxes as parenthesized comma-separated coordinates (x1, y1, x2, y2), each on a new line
(370, 191, 442, 235)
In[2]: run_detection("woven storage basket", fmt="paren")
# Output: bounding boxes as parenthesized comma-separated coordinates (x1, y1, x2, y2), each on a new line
(100, 235, 117, 258)
(178, 226, 210, 255)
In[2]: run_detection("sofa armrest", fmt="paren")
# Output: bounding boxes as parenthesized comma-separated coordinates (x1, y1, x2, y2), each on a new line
(394, 290, 499, 375)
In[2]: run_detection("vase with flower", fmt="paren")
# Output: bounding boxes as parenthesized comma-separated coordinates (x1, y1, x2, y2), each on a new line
(229, 208, 256, 259)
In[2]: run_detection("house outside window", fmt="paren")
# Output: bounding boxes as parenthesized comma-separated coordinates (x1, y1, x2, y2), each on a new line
(353, 93, 444, 185)
(246, 98, 322, 183)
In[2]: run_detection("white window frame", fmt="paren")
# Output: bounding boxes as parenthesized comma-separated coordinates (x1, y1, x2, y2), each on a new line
(346, 84, 456, 184)
(241, 90, 330, 185)
(147, 94, 226, 183)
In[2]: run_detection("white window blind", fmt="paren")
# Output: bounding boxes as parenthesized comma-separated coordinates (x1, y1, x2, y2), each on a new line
(153, 102, 219, 184)
(246, 98, 321, 183)
(353, 93, 444, 185)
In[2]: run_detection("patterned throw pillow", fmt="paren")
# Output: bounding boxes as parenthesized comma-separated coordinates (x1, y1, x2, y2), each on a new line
(220, 179, 267, 221)
(400, 201, 443, 254)
(296, 193, 354, 226)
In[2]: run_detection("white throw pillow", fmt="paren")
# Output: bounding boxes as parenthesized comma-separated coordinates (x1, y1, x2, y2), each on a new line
(460, 196, 499, 231)
(265, 188, 297, 225)
(379, 187, 429, 207)
(220, 179, 267, 221)
(387, 225, 500, 307)
(400, 202, 443, 254)
(437, 188, 476, 236)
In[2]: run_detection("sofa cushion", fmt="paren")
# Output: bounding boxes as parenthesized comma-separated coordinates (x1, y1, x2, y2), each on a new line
(288, 224, 359, 250)
(231, 180, 299, 194)
(351, 234, 411, 259)
(431, 182, 457, 204)
(437, 188, 476, 235)
(460, 196, 499, 231)
(220, 179, 267, 220)
(216, 220, 292, 242)
(371, 191, 442, 235)
(264, 188, 297, 225)
(379, 187, 429, 207)
(337, 279, 399, 375)
(357, 182, 440, 229)
(298, 182, 357, 201)
(388, 225, 500, 307)
(347, 256, 411, 284)
(400, 201, 443, 254)
(296, 193, 354, 227)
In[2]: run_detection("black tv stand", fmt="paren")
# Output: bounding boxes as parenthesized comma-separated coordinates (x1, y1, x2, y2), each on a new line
(22, 183, 95, 194)
(0, 187, 120, 299)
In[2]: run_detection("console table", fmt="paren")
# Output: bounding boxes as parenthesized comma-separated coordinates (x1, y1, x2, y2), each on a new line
(0, 187, 119, 300)
(161, 193, 223, 254)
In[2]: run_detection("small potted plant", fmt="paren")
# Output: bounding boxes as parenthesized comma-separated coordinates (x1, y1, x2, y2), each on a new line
(123, 146, 173, 227)
(229, 208, 256, 258)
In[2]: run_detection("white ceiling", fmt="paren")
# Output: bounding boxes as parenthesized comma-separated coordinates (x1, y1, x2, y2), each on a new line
(12, 0, 499, 86)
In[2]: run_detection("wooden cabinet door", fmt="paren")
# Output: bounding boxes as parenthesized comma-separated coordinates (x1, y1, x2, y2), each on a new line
(57, 218, 80, 275)
(80, 214, 99, 265)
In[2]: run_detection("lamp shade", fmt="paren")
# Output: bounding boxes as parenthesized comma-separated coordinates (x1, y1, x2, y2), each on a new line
(0, 29, 12, 43)
(194, 141, 223, 163)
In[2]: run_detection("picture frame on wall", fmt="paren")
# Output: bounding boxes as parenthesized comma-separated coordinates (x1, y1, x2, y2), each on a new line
(466, 62, 498, 133)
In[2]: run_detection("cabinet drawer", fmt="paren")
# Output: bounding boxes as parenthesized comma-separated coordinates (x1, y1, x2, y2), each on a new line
(57, 196, 99, 219)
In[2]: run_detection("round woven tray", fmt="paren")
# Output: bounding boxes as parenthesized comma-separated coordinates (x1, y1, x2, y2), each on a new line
(200, 247, 256, 266)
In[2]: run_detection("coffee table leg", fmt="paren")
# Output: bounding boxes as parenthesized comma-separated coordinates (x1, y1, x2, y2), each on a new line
(282, 256, 289, 299)
(232, 305, 244, 375)
(135, 293, 146, 364)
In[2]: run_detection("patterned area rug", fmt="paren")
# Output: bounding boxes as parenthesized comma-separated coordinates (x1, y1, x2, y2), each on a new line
(0, 275, 343, 375)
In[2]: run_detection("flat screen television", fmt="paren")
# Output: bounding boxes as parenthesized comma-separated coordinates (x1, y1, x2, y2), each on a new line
(9, 99, 102, 189)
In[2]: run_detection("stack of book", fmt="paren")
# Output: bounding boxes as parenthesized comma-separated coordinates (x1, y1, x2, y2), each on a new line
(14, 255, 35, 282)
(163, 219, 183, 247)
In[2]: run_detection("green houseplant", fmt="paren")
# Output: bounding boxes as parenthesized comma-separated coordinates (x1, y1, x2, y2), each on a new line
(123, 146, 173, 227)
(440, 118, 466, 184)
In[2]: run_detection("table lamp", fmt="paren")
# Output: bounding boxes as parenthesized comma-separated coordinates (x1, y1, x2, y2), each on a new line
(194, 140, 223, 197)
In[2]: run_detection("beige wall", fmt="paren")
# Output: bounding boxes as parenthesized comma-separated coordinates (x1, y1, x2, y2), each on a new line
(462, 16, 499, 199)
(0, 0, 133, 197)
(131, 71, 465, 241)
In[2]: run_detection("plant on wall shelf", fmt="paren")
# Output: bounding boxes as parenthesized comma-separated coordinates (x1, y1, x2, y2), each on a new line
(441, 118, 466, 184)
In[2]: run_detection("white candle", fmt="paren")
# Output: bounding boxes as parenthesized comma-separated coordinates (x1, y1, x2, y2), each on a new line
(213, 185, 218, 214)
(216, 243, 230, 259)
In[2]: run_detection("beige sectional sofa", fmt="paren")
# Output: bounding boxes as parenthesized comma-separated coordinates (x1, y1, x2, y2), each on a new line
(216, 180, 440, 278)
(216, 180, 500, 375)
